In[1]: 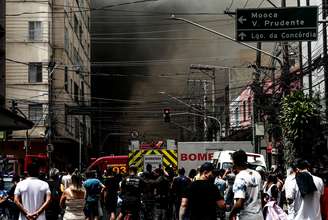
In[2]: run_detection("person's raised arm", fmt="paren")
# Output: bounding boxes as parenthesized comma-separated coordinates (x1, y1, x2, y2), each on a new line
(179, 197, 188, 220)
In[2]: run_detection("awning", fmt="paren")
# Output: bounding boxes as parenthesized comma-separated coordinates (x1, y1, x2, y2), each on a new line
(0, 108, 34, 130)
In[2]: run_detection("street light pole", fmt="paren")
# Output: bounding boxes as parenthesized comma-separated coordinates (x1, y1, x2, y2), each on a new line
(159, 91, 222, 140)
(170, 15, 283, 68)
(171, 112, 222, 140)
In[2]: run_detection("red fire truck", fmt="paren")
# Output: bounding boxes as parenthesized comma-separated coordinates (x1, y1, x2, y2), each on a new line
(86, 155, 128, 174)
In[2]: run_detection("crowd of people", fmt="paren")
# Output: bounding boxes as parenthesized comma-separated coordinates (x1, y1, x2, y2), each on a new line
(0, 149, 327, 220)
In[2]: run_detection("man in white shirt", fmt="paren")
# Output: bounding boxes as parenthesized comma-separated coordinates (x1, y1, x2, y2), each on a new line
(14, 162, 51, 220)
(229, 150, 264, 220)
(285, 159, 324, 220)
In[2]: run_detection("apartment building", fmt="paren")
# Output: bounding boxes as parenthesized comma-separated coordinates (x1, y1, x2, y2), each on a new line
(5, 0, 91, 166)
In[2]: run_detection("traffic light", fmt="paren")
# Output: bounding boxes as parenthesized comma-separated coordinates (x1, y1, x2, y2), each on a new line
(163, 108, 171, 122)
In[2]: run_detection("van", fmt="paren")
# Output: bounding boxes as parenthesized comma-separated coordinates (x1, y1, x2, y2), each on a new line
(211, 150, 266, 171)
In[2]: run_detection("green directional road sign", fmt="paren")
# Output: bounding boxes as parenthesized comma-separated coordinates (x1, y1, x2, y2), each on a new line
(236, 6, 318, 42)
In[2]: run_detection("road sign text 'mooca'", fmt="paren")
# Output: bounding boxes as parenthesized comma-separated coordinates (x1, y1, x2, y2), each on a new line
(180, 152, 214, 161)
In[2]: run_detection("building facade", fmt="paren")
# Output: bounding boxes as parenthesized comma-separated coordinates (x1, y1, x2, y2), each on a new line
(5, 0, 91, 167)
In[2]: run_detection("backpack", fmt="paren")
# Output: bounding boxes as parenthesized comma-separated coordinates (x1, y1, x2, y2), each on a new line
(264, 201, 288, 220)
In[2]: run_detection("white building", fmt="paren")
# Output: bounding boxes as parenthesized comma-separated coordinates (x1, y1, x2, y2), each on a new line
(5, 0, 91, 166)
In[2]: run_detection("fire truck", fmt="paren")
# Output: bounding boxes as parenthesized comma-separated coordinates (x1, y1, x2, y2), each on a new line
(86, 155, 128, 174)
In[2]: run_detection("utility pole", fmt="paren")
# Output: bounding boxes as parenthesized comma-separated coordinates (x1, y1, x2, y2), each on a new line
(252, 42, 262, 153)
(203, 80, 208, 141)
(323, 0, 328, 119)
(280, 0, 290, 96)
(47, 62, 56, 168)
(307, 0, 313, 97)
(297, 0, 303, 88)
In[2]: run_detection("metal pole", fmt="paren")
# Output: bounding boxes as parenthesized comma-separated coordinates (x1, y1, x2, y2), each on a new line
(297, 0, 303, 88)
(79, 131, 82, 172)
(322, 0, 328, 118)
(47, 63, 57, 167)
(211, 70, 217, 141)
(307, 0, 313, 97)
(171, 112, 222, 140)
(281, 0, 290, 96)
(203, 80, 208, 141)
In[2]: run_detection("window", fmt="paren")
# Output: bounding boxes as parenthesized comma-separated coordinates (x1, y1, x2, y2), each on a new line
(74, 82, 79, 103)
(79, 25, 83, 40)
(243, 101, 246, 121)
(81, 82, 84, 104)
(70, 79, 73, 95)
(64, 27, 69, 52)
(235, 107, 239, 127)
(29, 104, 43, 123)
(28, 21, 42, 41)
(64, 104, 69, 131)
(64, 66, 68, 92)
(248, 97, 252, 118)
(74, 15, 79, 34)
(75, 118, 80, 139)
(28, 62, 42, 83)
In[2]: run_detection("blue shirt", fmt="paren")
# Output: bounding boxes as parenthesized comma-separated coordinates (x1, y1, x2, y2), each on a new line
(83, 178, 102, 202)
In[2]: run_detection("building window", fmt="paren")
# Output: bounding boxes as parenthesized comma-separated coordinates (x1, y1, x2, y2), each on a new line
(28, 62, 42, 83)
(79, 25, 83, 40)
(81, 81, 84, 104)
(65, 104, 68, 131)
(70, 79, 73, 95)
(243, 101, 246, 121)
(248, 97, 252, 118)
(28, 21, 42, 41)
(64, 27, 69, 52)
(75, 118, 80, 139)
(74, 82, 79, 103)
(29, 104, 43, 123)
(74, 14, 79, 34)
(64, 66, 68, 92)
(235, 107, 239, 127)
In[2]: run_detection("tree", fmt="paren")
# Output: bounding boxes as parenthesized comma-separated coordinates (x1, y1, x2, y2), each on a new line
(279, 91, 322, 164)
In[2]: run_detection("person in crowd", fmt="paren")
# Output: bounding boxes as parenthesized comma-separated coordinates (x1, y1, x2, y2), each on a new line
(103, 165, 120, 220)
(321, 176, 328, 220)
(14, 161, 51, 220)
(45, 168, 61, 220)
(83, 170, 105, 220)
(262, 173, 287, 219)
(229, 150, 263, 220)
(284, 164, 297, 220)
(171, 167, 191, 220)
(263, 174, 279, 203)
(117, 165, 144, 220)
(61, 164, 74, 192)
(214, 168, 227, 197)
(188, 169, 197, 182)
(0, 177, 10, 219)
(60, 169, 85, 220)
(7, 174, 20, 220)
(179, 162, 226, 220)
(285, 159, 324, 220)
(141, 164, 156, 220)
(214, 169, 228, 220)
(153, 168, 170, 220)
(224, 173, 235, 213)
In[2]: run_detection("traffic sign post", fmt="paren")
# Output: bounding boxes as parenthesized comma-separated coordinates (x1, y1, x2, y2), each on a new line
(236, 6, 318, 42)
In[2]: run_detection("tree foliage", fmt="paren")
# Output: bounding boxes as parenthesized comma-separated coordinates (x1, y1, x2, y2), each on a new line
(279, 91, 321, 162)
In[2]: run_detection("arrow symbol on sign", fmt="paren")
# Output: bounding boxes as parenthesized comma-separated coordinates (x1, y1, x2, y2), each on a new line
(238, 32, 246, 40)
(238, 16, 247, 24)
